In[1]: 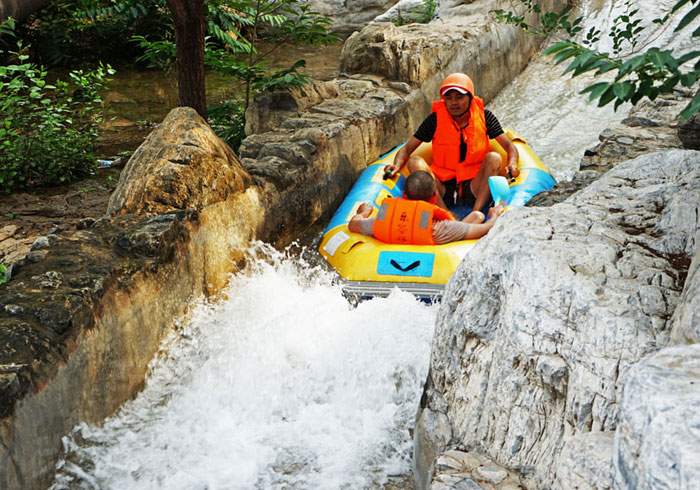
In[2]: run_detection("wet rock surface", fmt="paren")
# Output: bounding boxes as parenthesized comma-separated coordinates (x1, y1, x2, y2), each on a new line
(416, 148, 700, 489)
(528, 91, 695, 207)
(0, 212, 192, 415)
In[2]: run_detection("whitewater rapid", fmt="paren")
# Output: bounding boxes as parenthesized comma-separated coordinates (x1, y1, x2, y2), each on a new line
(52, 246, 437, 489)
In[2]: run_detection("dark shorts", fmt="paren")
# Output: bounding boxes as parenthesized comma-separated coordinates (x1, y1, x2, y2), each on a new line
(442, 178, 492, 213)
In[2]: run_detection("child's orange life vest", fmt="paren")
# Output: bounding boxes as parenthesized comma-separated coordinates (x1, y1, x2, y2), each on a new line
(372, 197, 455, 245)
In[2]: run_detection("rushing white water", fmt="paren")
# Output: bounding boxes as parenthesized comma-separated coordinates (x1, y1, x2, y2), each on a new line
(52, 245, 437, 489)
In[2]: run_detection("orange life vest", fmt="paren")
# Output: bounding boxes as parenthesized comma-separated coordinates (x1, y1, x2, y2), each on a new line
(372, 197, 455, 245)
(430, 98, 490, 183)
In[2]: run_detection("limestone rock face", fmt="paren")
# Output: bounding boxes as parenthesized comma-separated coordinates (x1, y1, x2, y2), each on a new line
(429, 449, 524, 489)
(371, 0, 428, 24)
(528, 93, 693, 208)
(613, 345, 700, 489)
(245, 79, 341, 135)
(340, 22, 459, 85)
(339, 0, 565, 107)
(416, 149, 700, 489)
(670, 245, 700, 344)
(556, 432, 614, 489)
(108, 107, 252, 215)
(306, 0, 399, 35)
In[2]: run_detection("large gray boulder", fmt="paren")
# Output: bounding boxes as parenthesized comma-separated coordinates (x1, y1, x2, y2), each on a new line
(415, 149, 700, 489)
(613, 344, 700, 489)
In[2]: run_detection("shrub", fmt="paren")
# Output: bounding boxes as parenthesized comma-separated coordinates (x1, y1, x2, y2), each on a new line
(394, 0, 437, 26)
(0, 43, 114, 191)
(207, 99, 246, 152)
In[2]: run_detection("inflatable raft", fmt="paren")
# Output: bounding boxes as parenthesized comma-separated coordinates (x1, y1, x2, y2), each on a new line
(318, 129, 555, 301)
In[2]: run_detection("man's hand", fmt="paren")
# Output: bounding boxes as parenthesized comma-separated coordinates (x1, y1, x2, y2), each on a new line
(383, 163, 400, 179)
(505, 164, 520, 181)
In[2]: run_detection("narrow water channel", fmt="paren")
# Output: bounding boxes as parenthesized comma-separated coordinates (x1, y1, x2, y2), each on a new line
(51, 0, 696, 487)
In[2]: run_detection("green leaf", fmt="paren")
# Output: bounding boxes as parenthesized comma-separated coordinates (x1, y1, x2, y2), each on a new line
(613, 81, 633, 100)
(617, 55, 647, 78)
(598, 85, 617, 107)
(675, 1, 700, 31)
(677, 50, 700, 65)
(679, 90, 700, 120)
(562, 50, 594, 75)
(542, 42, 575, 55)
(672, 0, 691, 13)
(580, 81, 611, 101)
(681, 72, 698, 86)
(649, 49, 666, 69)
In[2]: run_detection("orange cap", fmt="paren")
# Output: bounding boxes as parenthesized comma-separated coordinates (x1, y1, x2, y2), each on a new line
(439, 73, 475, 98)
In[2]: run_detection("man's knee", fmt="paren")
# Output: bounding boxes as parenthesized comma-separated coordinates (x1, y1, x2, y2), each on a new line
(483, 152, 502, 174)
(406, 156, 430, 173)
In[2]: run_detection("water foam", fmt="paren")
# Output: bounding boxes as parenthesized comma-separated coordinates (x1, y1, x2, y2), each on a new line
(52, 245, 437, 489)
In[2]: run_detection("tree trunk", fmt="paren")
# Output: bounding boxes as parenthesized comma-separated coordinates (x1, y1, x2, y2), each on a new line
(166, 0, 207, 120)
(0, 0, 50, 23)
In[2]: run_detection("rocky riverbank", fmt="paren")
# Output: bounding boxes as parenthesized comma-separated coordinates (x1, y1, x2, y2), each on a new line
(415, 91, 700, 489)
(0, 1, 562, 487)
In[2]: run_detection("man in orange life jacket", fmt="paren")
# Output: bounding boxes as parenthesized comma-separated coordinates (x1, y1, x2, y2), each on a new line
(348, 171, 503, 244)
(383, 73, 519, 223)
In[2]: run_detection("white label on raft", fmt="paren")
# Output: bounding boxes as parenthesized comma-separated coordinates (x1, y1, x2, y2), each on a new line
(324, 231, 350, 257)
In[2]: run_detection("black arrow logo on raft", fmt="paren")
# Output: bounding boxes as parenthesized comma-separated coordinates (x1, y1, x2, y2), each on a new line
(390, 259, 420, 272)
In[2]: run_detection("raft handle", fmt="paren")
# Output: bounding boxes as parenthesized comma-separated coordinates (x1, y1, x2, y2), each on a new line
(390, 259, 420, 272)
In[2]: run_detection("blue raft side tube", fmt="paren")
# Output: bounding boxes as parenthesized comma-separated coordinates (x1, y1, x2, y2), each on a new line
(502, 168, 557, 207)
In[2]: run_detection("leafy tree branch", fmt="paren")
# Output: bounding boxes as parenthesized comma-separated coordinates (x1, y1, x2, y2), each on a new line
(492, 0, 700, 119)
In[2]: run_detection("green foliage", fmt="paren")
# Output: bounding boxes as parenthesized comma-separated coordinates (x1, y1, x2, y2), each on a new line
(20, 0, 171, 66)
(208, 100, 246, 151)
(214, 0, 340, 108)
(0, 17, 16, 37)
(252, 59, 308, 92)
(492, 0, 586, 40)
(0, 18, 17, 53)
(132, 34, 176, 70)
(492, 0, 700, 120)
(0, 43, 114, 191)
(0, 264, 7, 284)
(133, 0, 339, 110)
(394, 0, 437, 26)
(12, 0, 339, 167)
